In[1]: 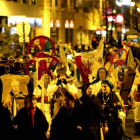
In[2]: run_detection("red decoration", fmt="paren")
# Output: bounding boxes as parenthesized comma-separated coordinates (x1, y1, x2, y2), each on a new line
(27, 35, 56, 57)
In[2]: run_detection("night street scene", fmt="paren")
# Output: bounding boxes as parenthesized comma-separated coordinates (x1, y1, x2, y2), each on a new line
(1, 0, 140, 140)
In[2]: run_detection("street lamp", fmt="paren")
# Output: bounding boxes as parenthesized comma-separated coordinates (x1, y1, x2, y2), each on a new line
(116, 0, 135, 30)
(51, 0, 57, 44)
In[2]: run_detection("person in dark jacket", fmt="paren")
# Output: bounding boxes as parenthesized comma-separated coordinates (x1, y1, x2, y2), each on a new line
(97, 79, 122, 140)
(50, 91, 82, 140)
(13, 94, 48, 140)
(79, 82, 108, 140)
(0, 102, 15, 140)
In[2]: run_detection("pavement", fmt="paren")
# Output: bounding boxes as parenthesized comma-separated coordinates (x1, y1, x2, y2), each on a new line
(125, 109, 140, 140)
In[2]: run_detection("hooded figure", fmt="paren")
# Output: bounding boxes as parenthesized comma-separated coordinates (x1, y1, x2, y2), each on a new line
(33, 74, 52, 138)
(97, 79, 123, 140)
(79, 82, 108, 140)
(91, 67, 108, 96)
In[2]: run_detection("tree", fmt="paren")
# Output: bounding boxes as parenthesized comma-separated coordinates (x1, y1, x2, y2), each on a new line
(1, 25, 22, 57)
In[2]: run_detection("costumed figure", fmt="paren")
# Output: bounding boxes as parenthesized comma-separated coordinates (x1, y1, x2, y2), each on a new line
(130, 64, 140, 136)
(33, 74, 52, 138)
(13, 94, 48, 140)
(107, 66, 127, 130)
(97, 79, 123, 140)
(47, 62, 78, 119)
(3, 79, 26, 119)
(91, 67, 108, 96)
(79, 82, 108, 140)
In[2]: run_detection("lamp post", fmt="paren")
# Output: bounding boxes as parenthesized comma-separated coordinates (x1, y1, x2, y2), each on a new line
(116, 0, 135, 30)
(51, 0, 57, 44)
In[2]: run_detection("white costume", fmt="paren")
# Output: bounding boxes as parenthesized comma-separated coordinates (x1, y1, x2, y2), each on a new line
(92, 80, 102, 96)
(47, 78, 78, 119)
(130, 67, 140, 123)
(33, 74, 52, 132)
(129, 66, 140, 135)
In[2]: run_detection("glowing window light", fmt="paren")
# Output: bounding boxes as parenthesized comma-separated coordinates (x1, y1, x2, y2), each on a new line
(116, 1, 122, 6)
(70, 20, 74, 28)
(137, 8, 140, 12)
(130, 2, 135, 6)
(101, 29, 106, 36)
(122, 28, 126, 33)
(8, 16, 25, 26)
(96, 28, 100, 34)
(115, 14, 124, 24)
(65, 20, 69, 28)
(55, 19, 60, 28)
(122, 0, 131, 5)
(50, 19, 53, 28)
(108, 16, 113, 22)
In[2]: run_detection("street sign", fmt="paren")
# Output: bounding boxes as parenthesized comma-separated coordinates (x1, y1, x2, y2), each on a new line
(19, 36, 29, 43)
(16, 21, 30, 36)
(16, 21, 30, 55)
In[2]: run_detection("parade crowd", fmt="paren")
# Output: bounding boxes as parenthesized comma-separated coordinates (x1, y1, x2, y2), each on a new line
(0, 37, 140, 140)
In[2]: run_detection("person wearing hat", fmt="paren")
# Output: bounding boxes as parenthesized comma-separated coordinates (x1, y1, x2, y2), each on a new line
(78, 82, 108, 140)
(13, 94, 48, 140)
(97, 79, 123, 140)
(33, 74, 52, 139)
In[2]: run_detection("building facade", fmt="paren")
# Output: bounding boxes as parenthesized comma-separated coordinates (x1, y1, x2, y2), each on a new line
(0, 0, 101, 47)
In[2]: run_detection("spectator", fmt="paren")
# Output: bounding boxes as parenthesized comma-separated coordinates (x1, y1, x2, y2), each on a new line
(97, 79, 122, 140)
(0, 102, 15, 140)
(79, 82, 108, 140)
(13, 94, 48, 140)
(50, 91, 82, 140)
(8, 56, 15, 74)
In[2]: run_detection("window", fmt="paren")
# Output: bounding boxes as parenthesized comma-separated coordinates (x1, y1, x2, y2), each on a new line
(32, 0, 36, 5)
(61, 0, 67, 8)
(23, 0, 26, 3)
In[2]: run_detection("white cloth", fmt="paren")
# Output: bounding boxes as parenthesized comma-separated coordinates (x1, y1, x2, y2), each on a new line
(92, 81, 102, 96)
(130, 84, 140, 122)
(33, 87, 52, 130)
(47, 81, 78, 97)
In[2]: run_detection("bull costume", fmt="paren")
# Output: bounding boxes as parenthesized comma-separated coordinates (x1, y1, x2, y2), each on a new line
(97, 79, 123, 140)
